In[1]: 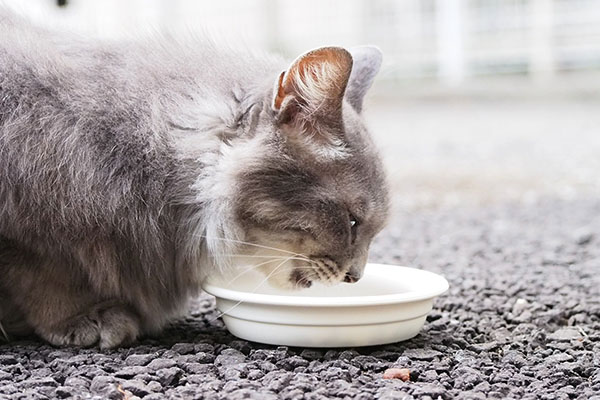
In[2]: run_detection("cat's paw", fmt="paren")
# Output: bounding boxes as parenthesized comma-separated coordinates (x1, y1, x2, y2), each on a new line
(97, 306, 140, 349)
(41, 305, 140, 349)
(45, 314, 101, 347)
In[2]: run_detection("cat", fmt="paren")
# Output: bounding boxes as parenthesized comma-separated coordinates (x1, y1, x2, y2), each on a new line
(0, 11, 389, 348)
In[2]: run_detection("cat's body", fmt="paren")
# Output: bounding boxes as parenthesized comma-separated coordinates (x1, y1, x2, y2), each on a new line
(0, 12, 389, 348)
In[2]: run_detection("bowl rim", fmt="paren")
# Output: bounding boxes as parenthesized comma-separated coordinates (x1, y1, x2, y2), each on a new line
(202, 263, 449, 307)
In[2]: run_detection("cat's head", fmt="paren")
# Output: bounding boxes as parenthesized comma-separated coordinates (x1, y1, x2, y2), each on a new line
(203, 46, 389, 289)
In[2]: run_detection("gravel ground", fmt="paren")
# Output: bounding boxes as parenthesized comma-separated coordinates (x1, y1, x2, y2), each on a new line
(1, 197, 600, 399)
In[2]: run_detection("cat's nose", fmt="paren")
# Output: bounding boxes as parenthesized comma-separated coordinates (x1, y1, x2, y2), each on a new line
(343, 271, 360, 283)
(343, 263, 365, 283)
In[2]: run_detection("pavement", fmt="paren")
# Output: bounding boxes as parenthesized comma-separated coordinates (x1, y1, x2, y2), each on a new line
(1, 196, 599, 399)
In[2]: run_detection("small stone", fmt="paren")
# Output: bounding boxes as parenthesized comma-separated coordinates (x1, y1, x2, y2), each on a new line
(383, 368, 411, 381)
(63, 377, 90, 389)
(201, 352, 218, 364)
(276, 356, 309, 371)
(121, 380, 152, 397)
(144, 395, 166, 400)
(0, 355, 17, 365)
(403, 349, 443, 361)
(146, 358, 177, 371)
(454, 366, 483, 390)
(247, 370, 264, 380)
(546, 352, 573, 364)
(412, 383, 447, 397)
(319, 367, 350, 382)
(575, 231, 594, 245)
(473, 381, 491, 392)
(378, 386, 414, 400)
(502, 351, 527, 368)
(352, 355, 389, 372)
(259, 362, 277, 373)
(54, 386, 76, 399)
(90, 376, 122, 399)
(125, 354, 156, 367)
(300, 349, 323, 361)
(147, 381, 162, 392)
(171, 343, 195, 355)
(338, 350, 360, 360)
(547, 328, 583, 342)
(114, 366, 146, 379)
(156, 367, 182, 386)
(492, 328, 512, 342)
(192, 343, 214, 353)
(419, 370, 439, 382)
(471, 341, 499, 352)
(184, 363, 216, 375)
(461, 391, 486, 400)
(370, 351, 401, 361)
(21, 377, 58, 388)
(215, 349, 246, 366)
(228, 340, 252, 355)
(512, 298, 529, 315)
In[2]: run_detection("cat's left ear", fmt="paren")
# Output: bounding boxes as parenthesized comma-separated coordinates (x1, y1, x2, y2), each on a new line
(272, 47, 353, 126)
(345, 46, 383, 113)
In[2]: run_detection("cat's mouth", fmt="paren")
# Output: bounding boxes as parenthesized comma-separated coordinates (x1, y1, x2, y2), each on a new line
(288, 256, 355, 289)
(290, 269, 313, 288)
(238, 244, 358, 290)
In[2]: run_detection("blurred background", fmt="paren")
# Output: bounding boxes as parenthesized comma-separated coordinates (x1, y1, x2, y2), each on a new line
(4, 0, 600, 211)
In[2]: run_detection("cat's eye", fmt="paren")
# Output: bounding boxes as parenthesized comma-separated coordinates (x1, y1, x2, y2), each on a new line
(349, 214, 359, 243)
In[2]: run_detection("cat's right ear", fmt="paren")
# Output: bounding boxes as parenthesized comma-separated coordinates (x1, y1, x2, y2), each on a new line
(271, 47, 353, 127)
(345, 46, 382, 113)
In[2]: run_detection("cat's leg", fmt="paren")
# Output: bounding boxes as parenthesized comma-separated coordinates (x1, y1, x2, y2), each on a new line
(25, 275, 142, 349)
(0, 240, 141, 348)
(41, 301, 140, 349)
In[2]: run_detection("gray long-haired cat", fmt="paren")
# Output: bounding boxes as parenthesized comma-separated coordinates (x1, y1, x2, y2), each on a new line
(0, 11, 389, 348)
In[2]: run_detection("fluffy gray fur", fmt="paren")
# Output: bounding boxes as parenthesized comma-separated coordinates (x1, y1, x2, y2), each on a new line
(0, 11, 389, 348)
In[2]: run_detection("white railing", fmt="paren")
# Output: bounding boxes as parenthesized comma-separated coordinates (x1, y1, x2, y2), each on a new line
(4, 0, 600, 84)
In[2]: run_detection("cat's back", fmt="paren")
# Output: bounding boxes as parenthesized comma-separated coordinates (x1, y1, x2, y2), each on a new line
(0, 9, 279, 123)
(0, 10, 281, 244)
(0, 11, 181, 242)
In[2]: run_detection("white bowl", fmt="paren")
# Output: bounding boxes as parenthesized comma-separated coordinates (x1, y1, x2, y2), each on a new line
(202, 263, 449, 347)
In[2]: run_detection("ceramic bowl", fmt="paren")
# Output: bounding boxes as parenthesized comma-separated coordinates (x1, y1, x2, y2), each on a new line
(202, 263, 449, 347)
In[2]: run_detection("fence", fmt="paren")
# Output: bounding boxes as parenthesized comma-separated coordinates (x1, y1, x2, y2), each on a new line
(5, 0, 600, 85)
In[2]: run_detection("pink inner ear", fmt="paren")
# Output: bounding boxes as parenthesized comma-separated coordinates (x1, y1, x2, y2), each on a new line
(273, 71, 286, 111)
(273, 47, 353, 114)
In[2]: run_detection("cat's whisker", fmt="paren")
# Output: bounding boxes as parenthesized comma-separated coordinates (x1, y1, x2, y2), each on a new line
(208, 254, 298, 323)
(0, 321, 9, 342)
(223, 258, 294, 285)
(232, 263, 320, 283)
(224, 254, 312, 262)
(269, 265, 320, 276)
(222, 256, 319, 285)
(195, 235, 309, 258)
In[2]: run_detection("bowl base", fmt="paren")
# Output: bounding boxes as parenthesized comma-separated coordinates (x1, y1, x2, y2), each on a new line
(222, 314, 427, 347)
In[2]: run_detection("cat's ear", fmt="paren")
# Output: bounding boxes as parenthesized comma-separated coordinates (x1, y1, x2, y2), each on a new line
(345, 46, 382, 113)
(272, 47, 353, 126)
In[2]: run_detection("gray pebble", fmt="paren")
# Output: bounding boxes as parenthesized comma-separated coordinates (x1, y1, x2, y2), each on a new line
(125, 354, 156, 367)
(215, 349, 246, 366)
(547, 328, 583, 342)
(403, 349, 443, 361)
(146, 358, 177, 371)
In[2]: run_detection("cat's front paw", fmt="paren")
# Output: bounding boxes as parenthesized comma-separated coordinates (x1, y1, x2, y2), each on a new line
(45, 314, 101, 347)
(41, 305, 140, 349)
